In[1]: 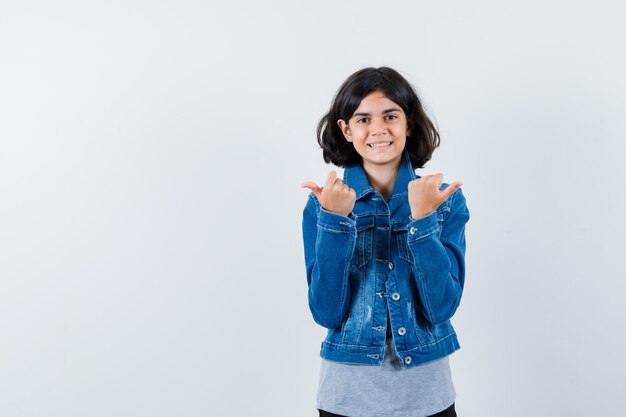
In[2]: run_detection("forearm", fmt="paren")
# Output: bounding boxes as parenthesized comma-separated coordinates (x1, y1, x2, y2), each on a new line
(406, 190, 469, 324)
(303, 199, 356, 329)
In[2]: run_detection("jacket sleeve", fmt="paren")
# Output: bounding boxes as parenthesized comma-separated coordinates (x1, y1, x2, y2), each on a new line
(302, 194, 357, 329)
(406, 187, 470, 325)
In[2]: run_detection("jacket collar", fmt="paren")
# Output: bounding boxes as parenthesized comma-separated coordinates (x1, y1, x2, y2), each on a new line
(343, 148, 417, 201)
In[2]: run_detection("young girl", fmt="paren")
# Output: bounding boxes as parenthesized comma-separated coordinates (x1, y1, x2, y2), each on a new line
(301, 67, 470, 417)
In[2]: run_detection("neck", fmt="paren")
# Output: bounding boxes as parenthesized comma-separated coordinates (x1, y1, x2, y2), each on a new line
(362, 159, 402, 202)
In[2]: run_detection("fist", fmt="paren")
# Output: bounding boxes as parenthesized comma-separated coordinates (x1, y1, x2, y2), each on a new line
(408, 173, 463, 220)
(301, 170, 356, 217)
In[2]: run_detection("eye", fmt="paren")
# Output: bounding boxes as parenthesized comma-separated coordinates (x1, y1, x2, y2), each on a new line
(356, 117, 369, 123)
(385, 114, 398, 121)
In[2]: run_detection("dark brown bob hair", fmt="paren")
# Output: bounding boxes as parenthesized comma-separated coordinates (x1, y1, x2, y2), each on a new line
(317, 67, 440, 169)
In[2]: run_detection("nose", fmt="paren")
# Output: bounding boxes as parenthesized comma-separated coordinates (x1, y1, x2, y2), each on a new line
(369, 117, 387, 135)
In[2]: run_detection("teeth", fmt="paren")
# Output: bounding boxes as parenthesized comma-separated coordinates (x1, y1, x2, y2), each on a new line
(369, 142, 391, 147)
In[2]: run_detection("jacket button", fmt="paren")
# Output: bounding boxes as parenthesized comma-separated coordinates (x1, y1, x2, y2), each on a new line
(388, 262, 394, 270)
(409, 227, 416, 234)
(391, 292, 400, 301)
(398, 327, 406, 336)
(404, 356, 412, 364)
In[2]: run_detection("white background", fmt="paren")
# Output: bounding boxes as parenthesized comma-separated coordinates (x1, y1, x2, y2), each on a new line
(1, 1, 625, 416)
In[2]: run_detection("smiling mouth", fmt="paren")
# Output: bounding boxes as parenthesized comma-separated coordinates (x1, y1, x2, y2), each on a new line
(368, 142, 392, 148)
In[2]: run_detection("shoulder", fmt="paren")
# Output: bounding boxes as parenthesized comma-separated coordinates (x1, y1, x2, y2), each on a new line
(446, 186, 470, 222)
(436, 183, 469, 225)
(439, 182, 467, 203)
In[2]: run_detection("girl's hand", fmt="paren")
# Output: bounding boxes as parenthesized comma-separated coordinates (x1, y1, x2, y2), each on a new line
(408, 173, 463, 220)
(301, 170, 356, 217)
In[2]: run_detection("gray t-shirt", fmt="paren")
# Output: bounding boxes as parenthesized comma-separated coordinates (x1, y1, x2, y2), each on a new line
(316, 335, 456, 417)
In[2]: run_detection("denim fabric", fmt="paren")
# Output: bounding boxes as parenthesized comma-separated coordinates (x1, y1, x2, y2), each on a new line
(302, 149, 470, 368)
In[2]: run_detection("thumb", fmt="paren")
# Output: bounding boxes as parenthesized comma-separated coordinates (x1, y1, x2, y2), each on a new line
(324, 170, 338, 189)
(301, 181, 322, 198)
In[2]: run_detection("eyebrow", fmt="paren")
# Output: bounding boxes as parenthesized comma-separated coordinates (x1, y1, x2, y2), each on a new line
(351, 108, 402, 118)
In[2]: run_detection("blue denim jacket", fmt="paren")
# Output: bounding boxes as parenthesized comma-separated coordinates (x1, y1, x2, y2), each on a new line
(302, 149, 470, 368)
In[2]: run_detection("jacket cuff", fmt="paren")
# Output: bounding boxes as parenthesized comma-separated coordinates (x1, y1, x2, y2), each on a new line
(406, 210, 439, 241)
(318, 207, 357, 235)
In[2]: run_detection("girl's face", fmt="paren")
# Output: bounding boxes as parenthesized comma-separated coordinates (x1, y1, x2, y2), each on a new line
(337, 90, 410, 172)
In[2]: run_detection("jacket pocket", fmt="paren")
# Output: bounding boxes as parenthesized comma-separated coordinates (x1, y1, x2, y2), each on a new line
(350, 214, 374, 271)
(413, 315, 437, 349)
(392, 220, 413, 264)
(393, 206, 449, 263)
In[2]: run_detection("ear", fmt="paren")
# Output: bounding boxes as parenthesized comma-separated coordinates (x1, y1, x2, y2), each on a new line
(406, 119, 413, 137)
(337, 119, 352, 142)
